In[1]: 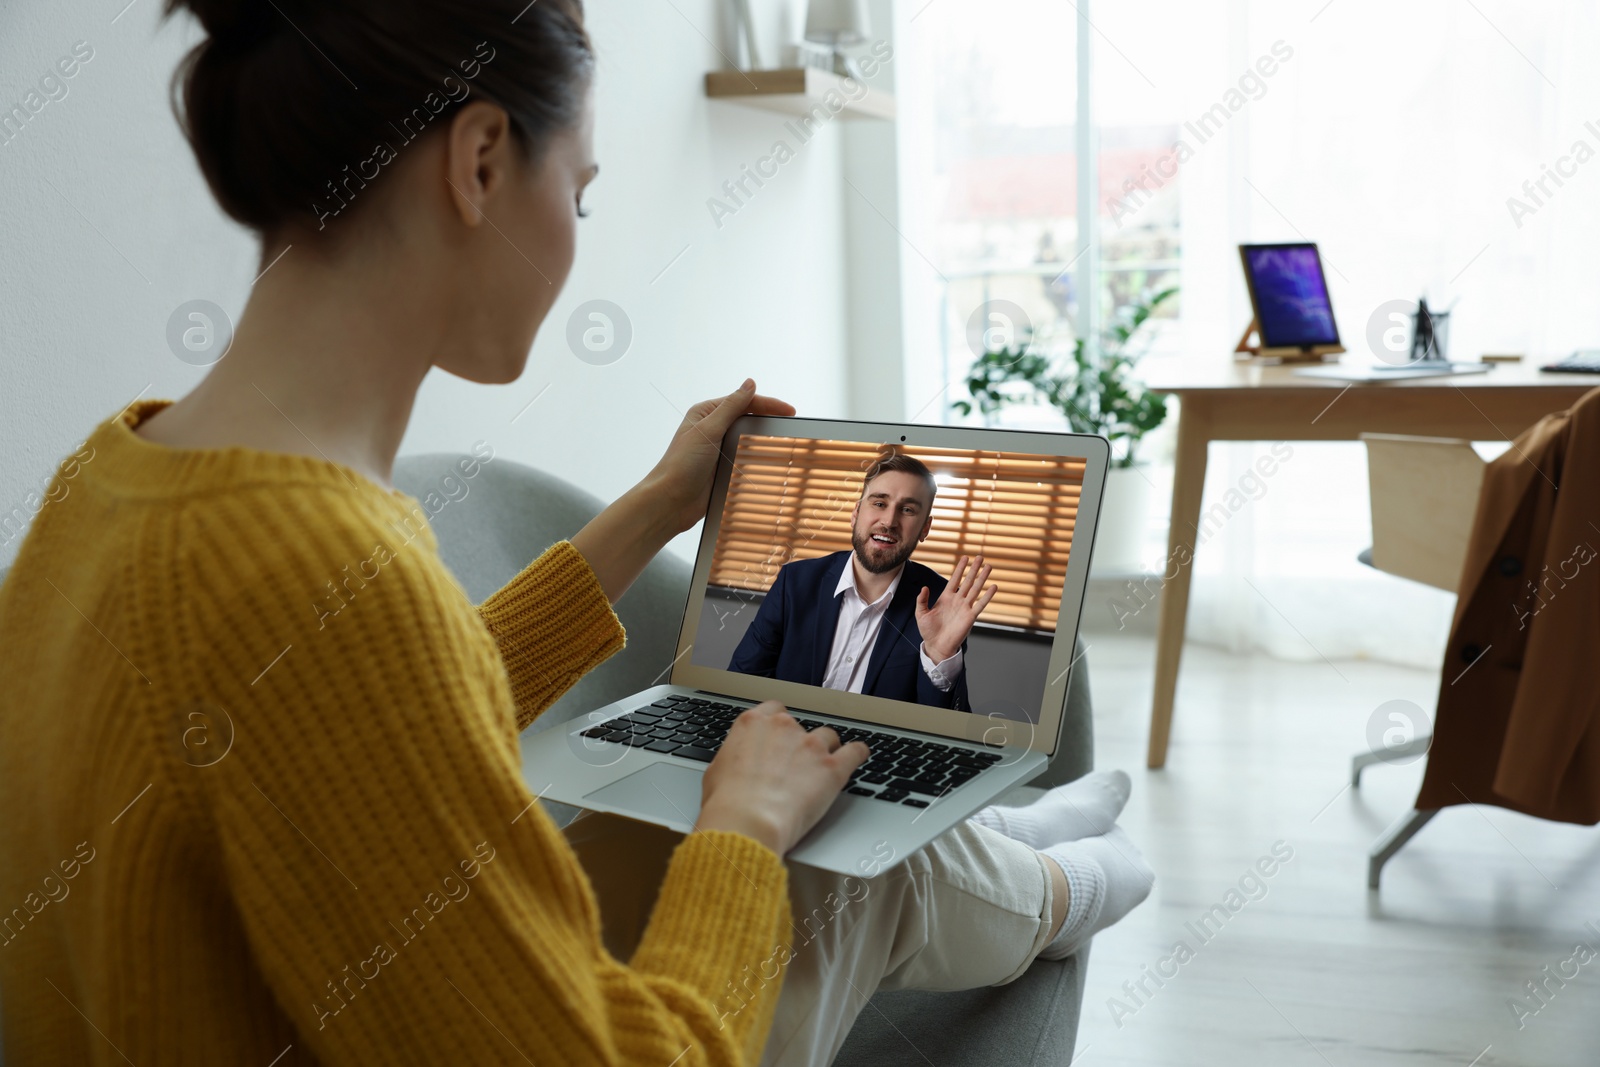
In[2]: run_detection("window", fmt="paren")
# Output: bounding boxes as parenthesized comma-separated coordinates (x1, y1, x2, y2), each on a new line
(895, 0, 1181, 436)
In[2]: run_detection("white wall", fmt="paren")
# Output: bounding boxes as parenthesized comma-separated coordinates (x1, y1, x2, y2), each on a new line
(0, 1, 890, 567)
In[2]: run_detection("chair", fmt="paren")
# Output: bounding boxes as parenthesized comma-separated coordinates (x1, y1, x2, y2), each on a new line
(1355, 433, 1486, 888)
(394, 452, 1095, 1066)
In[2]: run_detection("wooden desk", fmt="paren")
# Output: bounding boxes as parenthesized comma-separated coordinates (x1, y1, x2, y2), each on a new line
(1141, 359, 1597, 769)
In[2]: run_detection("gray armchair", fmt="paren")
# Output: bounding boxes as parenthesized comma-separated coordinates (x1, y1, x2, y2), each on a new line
(397, 453, 1095, 1066)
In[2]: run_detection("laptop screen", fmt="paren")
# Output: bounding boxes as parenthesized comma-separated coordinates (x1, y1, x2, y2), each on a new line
(672, 417, 1107, 752)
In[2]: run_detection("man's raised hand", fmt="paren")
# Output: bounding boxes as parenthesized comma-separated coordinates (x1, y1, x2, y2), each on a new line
(915, 553, 998, 663)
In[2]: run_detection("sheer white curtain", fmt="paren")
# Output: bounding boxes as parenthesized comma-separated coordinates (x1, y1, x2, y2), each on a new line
(899, 0, 1599, 667)
(1158, 0, 1600, 667)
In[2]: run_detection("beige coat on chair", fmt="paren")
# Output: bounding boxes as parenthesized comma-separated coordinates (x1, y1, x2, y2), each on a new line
(1416, 385, 1600, 824)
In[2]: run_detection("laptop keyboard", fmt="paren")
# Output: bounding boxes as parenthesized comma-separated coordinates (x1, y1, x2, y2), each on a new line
(578, 694, 1004, 808)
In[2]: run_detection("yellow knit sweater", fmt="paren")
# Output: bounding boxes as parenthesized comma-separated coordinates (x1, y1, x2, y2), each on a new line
(0, 398, 792, 1065)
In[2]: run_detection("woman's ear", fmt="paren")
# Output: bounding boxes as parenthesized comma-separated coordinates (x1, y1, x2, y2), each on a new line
(442, 100, 516, 228)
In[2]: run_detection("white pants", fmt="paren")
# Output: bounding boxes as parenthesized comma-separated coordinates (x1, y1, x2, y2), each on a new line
(563, 810, 1054, 1067)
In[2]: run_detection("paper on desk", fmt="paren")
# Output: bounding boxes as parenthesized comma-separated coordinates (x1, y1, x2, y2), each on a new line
(1291, 363, 1493, 382)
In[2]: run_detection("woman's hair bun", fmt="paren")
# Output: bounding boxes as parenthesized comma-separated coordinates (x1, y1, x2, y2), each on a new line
(167, 0, 278, 48)
(160, 0, 593, 237)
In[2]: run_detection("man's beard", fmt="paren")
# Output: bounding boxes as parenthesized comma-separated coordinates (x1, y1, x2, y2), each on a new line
(852, 527, 917, 575)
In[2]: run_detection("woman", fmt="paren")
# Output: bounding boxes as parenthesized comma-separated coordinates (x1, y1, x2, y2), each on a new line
(0, 1, 1151, 1063)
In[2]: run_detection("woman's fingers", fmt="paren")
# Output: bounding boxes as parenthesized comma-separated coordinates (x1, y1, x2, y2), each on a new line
(833, 740, 870, 777)
(677, 381, 792, 452)
(705, 378, 793, 425)
(748, 393, 796, 416)
(699, 706, 874, 855)
(684, 397, 720, 421)
(700, 379, 757, 431)
(677, 381, 748, 437)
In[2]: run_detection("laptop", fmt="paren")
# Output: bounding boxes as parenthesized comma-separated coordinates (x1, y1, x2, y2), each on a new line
(521, 414, 1109, 876)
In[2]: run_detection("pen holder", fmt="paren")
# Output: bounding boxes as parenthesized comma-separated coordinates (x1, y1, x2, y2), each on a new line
(1411, 307, 1451, 362)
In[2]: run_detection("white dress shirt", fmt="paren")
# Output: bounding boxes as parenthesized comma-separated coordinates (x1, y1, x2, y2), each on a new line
(820, 560, 963, 694)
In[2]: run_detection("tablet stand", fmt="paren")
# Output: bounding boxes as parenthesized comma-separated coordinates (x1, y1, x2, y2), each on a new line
(1233, 316, 1345, 363)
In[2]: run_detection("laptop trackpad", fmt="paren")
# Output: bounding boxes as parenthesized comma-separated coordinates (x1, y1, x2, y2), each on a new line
(583, 762, 704, 830)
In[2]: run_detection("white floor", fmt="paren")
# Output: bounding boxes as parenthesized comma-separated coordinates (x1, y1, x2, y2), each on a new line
(1067, 634, 1600, 1067)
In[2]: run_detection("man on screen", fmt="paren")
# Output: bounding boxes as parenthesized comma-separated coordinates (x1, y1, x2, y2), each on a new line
(727, 449, 997, 711)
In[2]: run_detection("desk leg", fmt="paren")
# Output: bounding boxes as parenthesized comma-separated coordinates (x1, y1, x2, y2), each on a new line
(1147, 400, 1209, 769)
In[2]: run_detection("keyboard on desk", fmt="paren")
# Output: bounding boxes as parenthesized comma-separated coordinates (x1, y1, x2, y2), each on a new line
(580, 694, 1004, 809)
(1542, 350, 1600, 373)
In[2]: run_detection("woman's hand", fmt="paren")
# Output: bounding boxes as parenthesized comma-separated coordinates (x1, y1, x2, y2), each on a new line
(570, 379, 792, 605)
(642, 379, 795, 536)
(693, 702, 869, 856)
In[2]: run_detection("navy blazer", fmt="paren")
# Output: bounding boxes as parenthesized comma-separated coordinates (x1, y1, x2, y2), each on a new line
(727, 551, 971, 711)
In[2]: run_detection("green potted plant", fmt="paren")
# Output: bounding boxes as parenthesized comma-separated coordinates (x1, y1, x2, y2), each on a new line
(953, 285, 1177, 571)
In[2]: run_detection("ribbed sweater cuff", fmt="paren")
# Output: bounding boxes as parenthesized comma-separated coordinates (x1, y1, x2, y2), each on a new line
(631, 831, 791, 1021)
(477, 540, 627, 727)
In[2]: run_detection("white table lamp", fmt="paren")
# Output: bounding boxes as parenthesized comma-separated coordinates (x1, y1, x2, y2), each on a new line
(804, 0, 871, 78)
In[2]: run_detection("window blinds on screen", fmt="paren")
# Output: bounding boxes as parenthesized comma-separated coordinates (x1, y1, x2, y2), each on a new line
(706, 435, 1084, 634)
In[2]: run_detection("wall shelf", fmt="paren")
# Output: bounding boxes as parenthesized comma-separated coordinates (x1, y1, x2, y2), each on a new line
(704, 67, 895, 121)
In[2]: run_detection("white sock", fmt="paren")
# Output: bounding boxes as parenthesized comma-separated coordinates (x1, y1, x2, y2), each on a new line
(1036, 827, 1153, 961)
(967, 770, 1132, 848)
